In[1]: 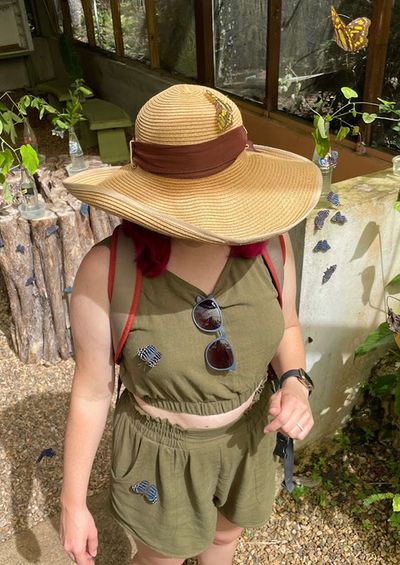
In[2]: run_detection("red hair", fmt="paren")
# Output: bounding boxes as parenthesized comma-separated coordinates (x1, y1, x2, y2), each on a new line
(121, 220, 266, 277)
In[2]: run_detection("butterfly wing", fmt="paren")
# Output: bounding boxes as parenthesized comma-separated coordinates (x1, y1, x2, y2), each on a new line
(331, 5, 371, 53)
(346, 17, 371, 52)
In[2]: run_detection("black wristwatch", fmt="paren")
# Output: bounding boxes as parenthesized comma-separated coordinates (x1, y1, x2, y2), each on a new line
(279, 368, 314, 395)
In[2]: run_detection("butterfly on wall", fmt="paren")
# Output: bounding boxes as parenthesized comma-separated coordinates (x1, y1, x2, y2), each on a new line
(330, 6, 371, 53)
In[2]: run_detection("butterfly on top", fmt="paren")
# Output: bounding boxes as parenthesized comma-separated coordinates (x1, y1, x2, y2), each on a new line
(330, 5, 371, 53)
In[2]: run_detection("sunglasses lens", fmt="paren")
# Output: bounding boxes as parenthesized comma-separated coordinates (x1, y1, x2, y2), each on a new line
(193, 299, 222, 331)
(206, 338, 234, 370)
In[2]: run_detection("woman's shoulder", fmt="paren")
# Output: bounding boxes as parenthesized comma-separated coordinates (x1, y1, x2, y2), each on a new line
(74, 240, 111, 295)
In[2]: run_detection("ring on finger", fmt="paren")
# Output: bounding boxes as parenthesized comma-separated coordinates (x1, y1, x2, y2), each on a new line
(296, 422, 304, 432)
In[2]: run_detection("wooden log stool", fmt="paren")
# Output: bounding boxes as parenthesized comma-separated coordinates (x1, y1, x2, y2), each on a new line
(0, 156, 120, 363)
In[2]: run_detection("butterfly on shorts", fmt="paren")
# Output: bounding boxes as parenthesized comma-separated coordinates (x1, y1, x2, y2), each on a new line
(204, 90, 234, 132)
(131, 480, 159, 504)
(330, 6, 371, 53)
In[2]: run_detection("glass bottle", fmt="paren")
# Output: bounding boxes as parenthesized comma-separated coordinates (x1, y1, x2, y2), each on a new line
(68, 126, 87, 174)
(312, 122, 336, 199)
(23, 119, 39, 154)
(18, 168, 46, 219)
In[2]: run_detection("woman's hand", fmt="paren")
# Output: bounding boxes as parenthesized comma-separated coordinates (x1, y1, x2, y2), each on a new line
(59, 504, 98, 564)
(264, 379, 314, 440)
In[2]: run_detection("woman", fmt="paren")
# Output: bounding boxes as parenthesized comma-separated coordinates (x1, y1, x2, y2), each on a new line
(60, 84, 322, 565)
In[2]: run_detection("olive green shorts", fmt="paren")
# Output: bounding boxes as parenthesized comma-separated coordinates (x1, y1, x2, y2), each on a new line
(108, 385, 279, 559)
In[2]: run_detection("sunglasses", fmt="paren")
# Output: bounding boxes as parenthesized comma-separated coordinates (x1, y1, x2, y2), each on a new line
(192, 295, 236, 371)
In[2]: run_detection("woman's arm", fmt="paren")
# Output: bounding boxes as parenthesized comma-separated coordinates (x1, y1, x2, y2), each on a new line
(264, 232, 314, 439)
(60, 244, 114, 563)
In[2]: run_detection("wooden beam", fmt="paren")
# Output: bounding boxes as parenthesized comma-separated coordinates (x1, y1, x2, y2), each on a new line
(144, 0, 160, 69)
(60, 0, 73, 37)
(81, 0, 96, 47)
(110, 0, 124, 57)
(194, 0, 214, 87)
(265, 0, 282, 112)
(362, 0, 393, 145)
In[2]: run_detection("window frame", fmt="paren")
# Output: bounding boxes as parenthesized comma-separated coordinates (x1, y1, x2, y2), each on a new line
(60, 0, 397, 156)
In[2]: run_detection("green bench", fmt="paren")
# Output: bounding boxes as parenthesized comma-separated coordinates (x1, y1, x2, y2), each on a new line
(79, 98, 132, 164)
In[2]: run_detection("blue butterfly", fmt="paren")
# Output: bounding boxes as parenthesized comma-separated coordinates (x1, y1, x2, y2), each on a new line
(36, 447, 56, 463)
(80, 203, 89, 217)
(314, 210, 330, 230)
(331, 212, 347, 225)
(16, 244, 25, 253)
(322, 265, 337, 284)
(26, 276, 36, 286)
(327, 191, 340, 207)
(131, 480, 159, 504)
(313, 240, 331, 253)
(46, 224, 59, 237)
(64, 286, 73, 294)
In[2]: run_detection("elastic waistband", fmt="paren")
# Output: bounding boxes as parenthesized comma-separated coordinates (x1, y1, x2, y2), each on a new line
(118, 386, 271, 449)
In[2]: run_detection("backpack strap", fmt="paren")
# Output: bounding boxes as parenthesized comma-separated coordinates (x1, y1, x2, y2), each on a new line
(262, 234, 286, 307)
(108, 224, 142, 400)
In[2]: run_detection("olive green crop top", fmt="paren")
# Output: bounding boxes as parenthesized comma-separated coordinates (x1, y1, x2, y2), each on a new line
(118, 254, 285, 416)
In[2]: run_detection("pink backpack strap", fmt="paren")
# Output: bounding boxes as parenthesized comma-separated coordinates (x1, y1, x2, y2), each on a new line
(108, 224, 142, 364)
(262, 234, 286, 307)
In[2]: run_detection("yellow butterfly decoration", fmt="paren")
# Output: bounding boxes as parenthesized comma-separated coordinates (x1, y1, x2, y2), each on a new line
(330, 5, 371, 53)
(204, 90, 234, 132)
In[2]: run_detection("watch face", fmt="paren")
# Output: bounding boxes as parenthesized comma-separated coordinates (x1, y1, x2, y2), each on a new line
(299, 369, 314, 390)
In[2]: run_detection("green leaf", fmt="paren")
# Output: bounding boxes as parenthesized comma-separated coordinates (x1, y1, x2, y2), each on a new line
(341, 87, 358, 99)
(351, 108, 357, 118)
(377, 97, 396, 106)
(393, 495, 400, 513)
(0, 102, 8, 111)
(352, 126, 360, 135)
(0, 173, 5, 184)
(312, 130, 330, 159)
(362, 112, 377, 124)
(77, 86, 92, 96)
(395, 382, 400, 416)
(317, 116, 328, 139)
(19, 144, 39, 175)
(387, 274, 400, 288)
(363, 492, 394, 507)
(0, 149, 14, 174)
(355, 322, 395, 358)
(336, 126, 350, 142)
(395, 201, 400, 213)
(369, 373, 399, 397)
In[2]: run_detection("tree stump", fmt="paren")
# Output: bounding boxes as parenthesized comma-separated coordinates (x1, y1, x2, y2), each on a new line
(0, 156, 121, 363)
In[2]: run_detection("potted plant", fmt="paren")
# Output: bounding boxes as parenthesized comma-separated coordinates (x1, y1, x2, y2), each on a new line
(310, 87, 400, 195)
(50, 79, 93, 175)
(0, 92, 55, 219)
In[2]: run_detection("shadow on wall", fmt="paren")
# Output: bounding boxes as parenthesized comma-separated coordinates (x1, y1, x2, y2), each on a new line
(0, 392, 132, 564)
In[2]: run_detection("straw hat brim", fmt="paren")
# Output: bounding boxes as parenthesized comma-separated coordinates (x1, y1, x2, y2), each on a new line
(64, 145, 322, 244)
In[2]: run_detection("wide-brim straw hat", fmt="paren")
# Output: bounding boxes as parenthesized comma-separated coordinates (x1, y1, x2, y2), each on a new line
(64, 84, 322, 244)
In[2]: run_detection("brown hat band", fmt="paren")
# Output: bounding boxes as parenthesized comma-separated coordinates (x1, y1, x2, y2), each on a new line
(130, 125, 248, 179)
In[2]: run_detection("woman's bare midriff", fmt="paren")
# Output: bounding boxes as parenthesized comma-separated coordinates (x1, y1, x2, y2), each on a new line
(132, 390, 258, 429)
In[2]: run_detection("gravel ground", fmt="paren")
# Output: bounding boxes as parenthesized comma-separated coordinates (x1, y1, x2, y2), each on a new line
(1, 107, 399, 563)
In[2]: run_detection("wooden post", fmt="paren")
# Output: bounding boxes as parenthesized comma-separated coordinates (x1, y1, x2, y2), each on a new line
(81, 0, 96, 47)
(361, 0, 393, 145)
(194, 0, 215, 87)
(144, 0, 160, 69)
(265, 0, 282, 112)
(60, 0, 73, 38)
(110, 0, 124, 57)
